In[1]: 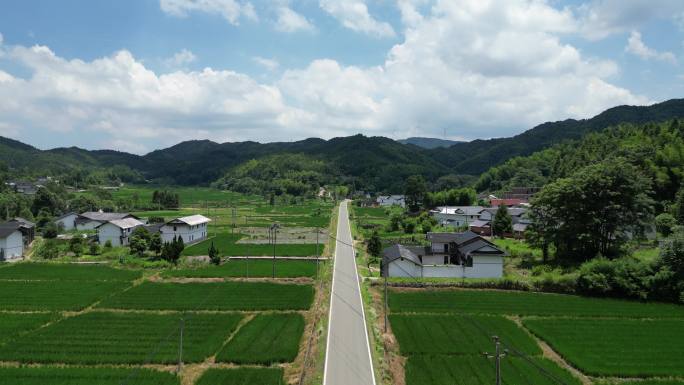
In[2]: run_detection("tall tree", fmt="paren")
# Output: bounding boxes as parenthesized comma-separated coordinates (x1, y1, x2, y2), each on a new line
(492, 205, 513, 237)
(527, 159, 654, 261)
(405, 175, 427, 212)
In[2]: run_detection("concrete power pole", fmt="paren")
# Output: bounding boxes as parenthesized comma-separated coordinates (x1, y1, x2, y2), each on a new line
(483, 336, 507, 385)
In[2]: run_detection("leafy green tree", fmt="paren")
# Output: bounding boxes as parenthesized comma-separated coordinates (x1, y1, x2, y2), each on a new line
(89, 242, 100, 255)
(42, 222, 59, 239)
(367, 230, 382, 258)
(209, 241, 221, 265)
(129, 236, 148, 257)
(527, 159, 654, 261)
(104, 240, 113, 250)
(35, 239, 59, 260)
(389, 213, 403, 232)
(405, 175, 427, 212)
(149, 233, 162, 256)
(656, 213, 677, 237)
(492, 205, 513, 237)
(69, 237, 83, 256)
(31, 187, 64, 216)
(676, 188, 684, 225)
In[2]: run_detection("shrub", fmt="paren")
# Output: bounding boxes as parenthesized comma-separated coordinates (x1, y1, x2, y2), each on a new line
(89, 243, 100, 255)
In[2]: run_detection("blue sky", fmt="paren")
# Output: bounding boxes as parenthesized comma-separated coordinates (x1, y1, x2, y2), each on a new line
(0, 0, 683, 153)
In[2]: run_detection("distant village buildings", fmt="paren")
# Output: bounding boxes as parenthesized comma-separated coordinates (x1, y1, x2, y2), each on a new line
(376, 195, 406, 208)
(0, 218, 36, 262)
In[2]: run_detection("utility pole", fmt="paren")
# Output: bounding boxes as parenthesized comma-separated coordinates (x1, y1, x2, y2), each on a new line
(483, 336, 507, 385)
(177, 316, 185, 373)
(384, 271, 388, 333)
(271, 224, 279, 278)
(315, 227, 320, 279)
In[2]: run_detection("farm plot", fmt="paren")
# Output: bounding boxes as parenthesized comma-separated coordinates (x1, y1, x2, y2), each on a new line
(0, 311, 243, 364)
(216, 313, 305, 364)
(405, 355, 582, 385)
(523, 318, 684, 377)
(165, 259, 319, 278)
(0, 263, 141, 281)
(0, 281, 130, 311)
(0, 313, 55, 344)
(196, 368, 284, 385)
(183, 234, 318, 257)
(389, 289, 684, 318)
(98, 281, 314, 311)
(390, 314, 540, 355)
(0, 366, 179, 385)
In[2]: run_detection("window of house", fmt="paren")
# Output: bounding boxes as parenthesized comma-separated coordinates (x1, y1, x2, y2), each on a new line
(443, 244, 448, 253)
(173, 226, 177, 232)
(465, 256, 473, 267)
(443, 255, 448, 265)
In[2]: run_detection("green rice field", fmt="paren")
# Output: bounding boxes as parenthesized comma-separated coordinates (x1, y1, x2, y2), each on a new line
(0, 313, 55, 343)
(0, 263, 141, 281)
(196, 368, 284, 385)
(216, 313, 305, 364)
(0, 367, 179, 385)
(182, 234, 318, 257)
(0, 311, 243, 364)
(0, 281, 129, 311)
(390, 314, 540, 355)
(389, 289, 684, 318)
(388, 288, 684, 385)
(98, 281, 314, 311)
(405, 355, 582, 385)
(165, 259, 319, 278)
(523, 318, 684, 377)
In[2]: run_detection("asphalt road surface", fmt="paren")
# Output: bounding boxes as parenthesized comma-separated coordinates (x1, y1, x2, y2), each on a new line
(323, 201, 376, 385)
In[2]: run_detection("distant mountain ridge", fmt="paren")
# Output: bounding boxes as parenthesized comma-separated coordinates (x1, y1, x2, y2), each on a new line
(3, 98, 684, 191)
(398, 137, 464, 149)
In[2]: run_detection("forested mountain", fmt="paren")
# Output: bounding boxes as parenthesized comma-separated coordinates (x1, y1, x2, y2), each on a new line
(397, 137, 463, 149)
(477, 119, 684, 203)
(430, 98, 684, 175)
(4, 99, 684, 192)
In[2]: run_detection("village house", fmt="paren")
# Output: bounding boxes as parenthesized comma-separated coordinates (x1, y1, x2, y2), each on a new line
(376, 195, 406, 208)
(469, 207, 531, 238)
(0, 222, 25, 261)
(382, 231, 507, 279)
(430, 206, 484, 227)
(74, 212, 138, 231)
(9, 217, 36, 246)
(55, 212, 79, 231)
(96, 218, 145, 247)
(160, 215, 210, 244)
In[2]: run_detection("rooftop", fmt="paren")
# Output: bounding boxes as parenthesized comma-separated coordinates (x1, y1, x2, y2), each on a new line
(170, 214, 211, 226)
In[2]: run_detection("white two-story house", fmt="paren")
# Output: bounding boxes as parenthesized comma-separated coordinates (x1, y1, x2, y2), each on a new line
(160, 215, 210, 244)
(96, 218, 145, 247)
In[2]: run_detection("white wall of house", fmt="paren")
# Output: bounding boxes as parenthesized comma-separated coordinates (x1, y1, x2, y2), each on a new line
(0, 231, 24, 261)
(423, 254, 445, 265)
(387, 254, 503, 279)
(98, 223, 132, 247)
(56, 214, 78, 232)
(432, 212, 481, 227)
(387, 258, 422, 278)
(161, 222, 208, 244)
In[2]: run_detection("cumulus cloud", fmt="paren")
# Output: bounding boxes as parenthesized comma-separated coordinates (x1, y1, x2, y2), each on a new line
(576, 0, 684, 40)
(164, 49, 197, 68)
(625, 31, 676, 63)
(319, 0, 395, 38)
(0, 0, 650, 152)
(159, 0, 257, 25)
(252, 56, 280, 71)
(275, 5, 315, 33)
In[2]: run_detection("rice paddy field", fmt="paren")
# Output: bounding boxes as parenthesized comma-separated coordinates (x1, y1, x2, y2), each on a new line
(98, 281, 314, 311)
(0, 261, 319, 384)
(182, 233, 319, 257)
(216, 313, 305, 365)
(165, 259, 320, 278)
(387, 288, 684, 385)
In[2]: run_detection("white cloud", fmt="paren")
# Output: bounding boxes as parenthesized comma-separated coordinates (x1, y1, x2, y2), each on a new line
(0, 33, 3, 45)
(159, 0, 257, 25)
(0, 0, 651, 152)
(252, 56, 279, 71)
(625, 31, 676, 63)
(576, 0, 684, 40)
(319, 0, 395, 38)
(275, 5, 315, 33)
(164, 49, 197, 68)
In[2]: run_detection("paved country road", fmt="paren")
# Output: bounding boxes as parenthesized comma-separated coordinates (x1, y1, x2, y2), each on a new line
(324, 201, 376, 385)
